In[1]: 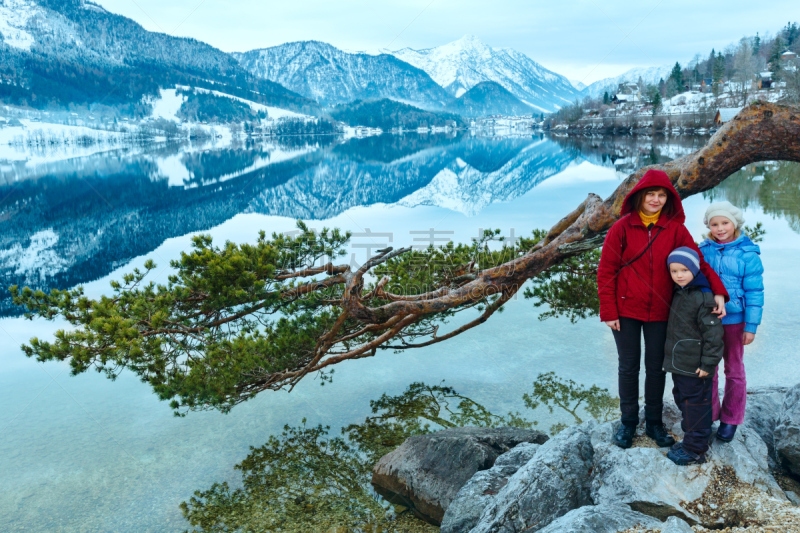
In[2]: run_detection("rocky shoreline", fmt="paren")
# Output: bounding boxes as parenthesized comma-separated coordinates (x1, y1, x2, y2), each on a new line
(372, 385, 800, 532)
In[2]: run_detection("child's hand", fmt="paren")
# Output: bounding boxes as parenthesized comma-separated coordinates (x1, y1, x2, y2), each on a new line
(605, 320, 620, 331)
(696, 368, 710, 378)
(743, 332, 756, 346)
(712, 295, 727, 318)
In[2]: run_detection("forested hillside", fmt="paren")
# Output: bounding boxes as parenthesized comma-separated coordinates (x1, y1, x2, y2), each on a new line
(0, 0, 319, 114)
(329, 99, 466, 130)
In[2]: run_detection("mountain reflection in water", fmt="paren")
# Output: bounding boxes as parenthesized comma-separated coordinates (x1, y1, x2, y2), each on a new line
(2, 133, 800, 318)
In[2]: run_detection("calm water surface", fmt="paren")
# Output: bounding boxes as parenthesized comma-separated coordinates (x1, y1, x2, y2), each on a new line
(1, 132, 799, 531)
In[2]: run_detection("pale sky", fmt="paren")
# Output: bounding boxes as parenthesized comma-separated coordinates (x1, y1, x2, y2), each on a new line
(94, 0, 796, 84)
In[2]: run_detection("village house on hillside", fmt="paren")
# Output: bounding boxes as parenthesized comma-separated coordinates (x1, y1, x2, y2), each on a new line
(611, 82, 642, 104)
(758, 71, 773, 89)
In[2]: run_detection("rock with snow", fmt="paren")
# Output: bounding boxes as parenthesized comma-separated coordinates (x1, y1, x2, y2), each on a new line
(590, 418, 785, 526)
(387, 35, 579, 112)
(371, 427, 548, 525)
(535, 504, 662, 533)
(743, 386, 787, 470)
(775, 383, 800, 475)
(440, 442, 540, 533)
(469, 421, 596, 532)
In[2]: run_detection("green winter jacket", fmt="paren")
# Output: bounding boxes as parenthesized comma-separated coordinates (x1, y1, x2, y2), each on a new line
(663, 273, 724, 377)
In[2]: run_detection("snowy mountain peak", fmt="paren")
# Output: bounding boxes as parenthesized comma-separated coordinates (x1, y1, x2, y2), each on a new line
(233, 41, 451, 107)
(386, 36, 579, 112)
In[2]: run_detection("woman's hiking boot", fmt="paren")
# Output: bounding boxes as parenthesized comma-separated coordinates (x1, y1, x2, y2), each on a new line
(613, 423, 636, 448)
(667, 443, 706, 466)
(716, 423, 738, 442)
(646, 422, 676, 448)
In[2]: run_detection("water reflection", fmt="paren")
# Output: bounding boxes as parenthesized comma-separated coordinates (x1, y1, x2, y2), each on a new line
(4, 134, 800, 319)
(706, 161, 800, 233)
(0, 133, 573, 316)
(181, 376, 616, 533)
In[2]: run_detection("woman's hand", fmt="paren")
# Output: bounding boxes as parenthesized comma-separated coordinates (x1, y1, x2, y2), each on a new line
(743, 332, 756, 346)
(713, 295, 727, 318)
(696, 368, 710, 378)
(605, 320, 620, 331)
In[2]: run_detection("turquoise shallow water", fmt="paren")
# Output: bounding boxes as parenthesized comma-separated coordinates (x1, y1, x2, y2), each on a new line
(1, 134, 798, 531)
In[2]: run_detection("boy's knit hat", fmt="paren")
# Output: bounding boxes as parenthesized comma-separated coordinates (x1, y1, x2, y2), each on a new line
(703, 201, 745, 229)
(667, 247, 701, 276)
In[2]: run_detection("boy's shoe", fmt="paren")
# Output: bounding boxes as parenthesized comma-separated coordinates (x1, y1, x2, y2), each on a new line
(646, 422, 676, 448)
(613, 424, 636, 449)
(716, 423, 738, 442)
(667, 446, 706, 466)
(669, 441, 683, 452)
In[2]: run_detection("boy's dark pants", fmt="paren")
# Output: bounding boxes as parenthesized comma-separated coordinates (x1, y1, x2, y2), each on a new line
(672, 374, 713, 455)
(613, 317, 668, 427)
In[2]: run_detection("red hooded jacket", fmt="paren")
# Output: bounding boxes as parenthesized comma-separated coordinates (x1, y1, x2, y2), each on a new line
(597, 169, 728, 322)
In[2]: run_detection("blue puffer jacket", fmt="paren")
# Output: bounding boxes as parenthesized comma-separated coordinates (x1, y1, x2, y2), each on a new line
(699, 234, 764, 333)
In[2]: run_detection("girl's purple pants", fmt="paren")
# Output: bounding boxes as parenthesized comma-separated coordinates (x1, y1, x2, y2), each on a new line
(712, 322, 747, 425)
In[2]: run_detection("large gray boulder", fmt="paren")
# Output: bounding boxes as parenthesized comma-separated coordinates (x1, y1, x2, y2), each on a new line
(535, 504, 661, 533)
(441, 442, 541, 533)
(775, 384, 800, 475)
(590, 419, 785, 526)
(469, 421, 596, 533)
(743, 386, 787, 470)
(371, 427, 548, 525)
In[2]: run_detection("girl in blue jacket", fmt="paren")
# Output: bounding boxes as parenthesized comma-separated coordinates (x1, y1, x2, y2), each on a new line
(699, 201, 764, 442)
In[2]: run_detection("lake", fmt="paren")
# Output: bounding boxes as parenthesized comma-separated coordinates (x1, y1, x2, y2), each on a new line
(1, 131, 799, 532)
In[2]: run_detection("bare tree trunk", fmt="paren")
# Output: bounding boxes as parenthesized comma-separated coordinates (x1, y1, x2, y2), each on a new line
(250, 103, 800, 391)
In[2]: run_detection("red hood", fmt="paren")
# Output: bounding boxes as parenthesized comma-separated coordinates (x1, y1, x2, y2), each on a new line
(621, 169, 685, 224)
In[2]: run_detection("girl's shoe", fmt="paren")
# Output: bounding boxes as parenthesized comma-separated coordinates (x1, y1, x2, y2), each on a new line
(716, 423, 737, 442)
(667, 446, 707, 466)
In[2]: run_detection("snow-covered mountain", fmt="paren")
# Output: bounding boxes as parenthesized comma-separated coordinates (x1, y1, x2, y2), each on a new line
(446, 81, 534, 117)
(232, 41, 451, 108)
(0, 0, 316, 112)
(581, 65, 673, 98)
(387, 35, 580, 113)
(570, 79, 587, 91)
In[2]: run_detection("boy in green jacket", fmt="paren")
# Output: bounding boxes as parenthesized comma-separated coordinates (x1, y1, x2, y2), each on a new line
(663, 247, 725, 465)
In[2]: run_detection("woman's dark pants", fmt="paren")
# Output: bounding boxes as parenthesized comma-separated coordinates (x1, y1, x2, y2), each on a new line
(672, 374, 713, 455)
(612, 317, 668, 427)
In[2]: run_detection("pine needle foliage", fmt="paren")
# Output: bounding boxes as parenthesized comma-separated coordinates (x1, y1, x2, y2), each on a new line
(11, 221, 604, 414)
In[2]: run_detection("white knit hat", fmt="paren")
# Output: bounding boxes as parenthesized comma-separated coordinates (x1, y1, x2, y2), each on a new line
(703, 201, 745, 229)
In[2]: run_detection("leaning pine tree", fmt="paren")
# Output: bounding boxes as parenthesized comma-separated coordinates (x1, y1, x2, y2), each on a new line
(11, 103, 800, 415)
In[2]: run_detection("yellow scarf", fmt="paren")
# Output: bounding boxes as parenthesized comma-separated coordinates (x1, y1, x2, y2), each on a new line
(639, 210, 661, 227)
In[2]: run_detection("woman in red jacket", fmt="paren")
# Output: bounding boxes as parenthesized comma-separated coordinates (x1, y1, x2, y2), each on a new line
(597, 169, 729, 449)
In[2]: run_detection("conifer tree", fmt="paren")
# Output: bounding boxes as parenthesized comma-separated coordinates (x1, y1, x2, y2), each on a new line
(670, 62, 683, 93)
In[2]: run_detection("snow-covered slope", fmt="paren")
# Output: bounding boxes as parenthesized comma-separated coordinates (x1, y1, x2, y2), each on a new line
(387, 35, 580, 113)
(581, 65, 673, 98)
(233, 41, 451, 108)
(0, 0, 316, 113)
(0, 0, 41, 51)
